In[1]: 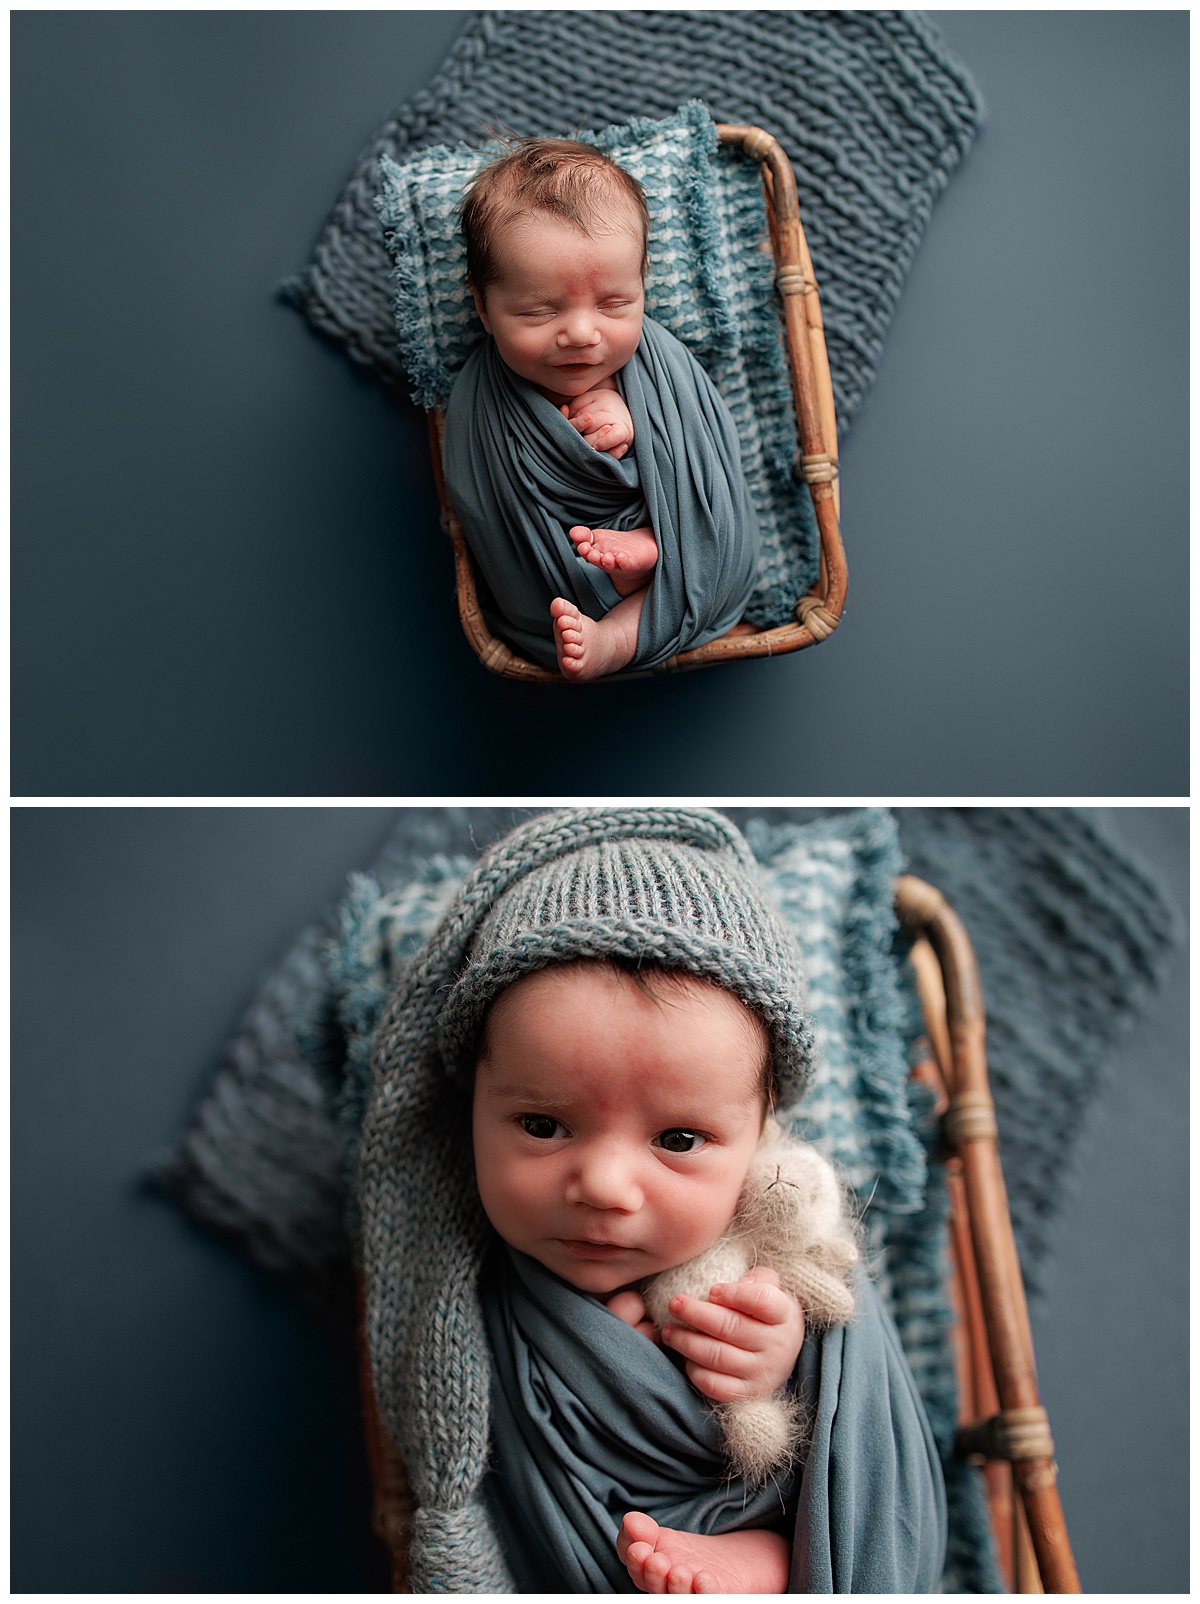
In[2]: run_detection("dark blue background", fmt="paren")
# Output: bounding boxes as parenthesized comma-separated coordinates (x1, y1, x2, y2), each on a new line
(11, 11, 1188, 796)
(10, 806, 1188, 1591)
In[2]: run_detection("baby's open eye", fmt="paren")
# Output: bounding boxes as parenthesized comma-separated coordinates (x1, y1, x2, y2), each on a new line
(654, 1128, 706, 1154)
(520, 1114, 567, 1140)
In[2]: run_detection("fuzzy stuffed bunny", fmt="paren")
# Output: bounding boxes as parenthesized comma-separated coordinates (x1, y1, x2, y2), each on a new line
(642, 1120, 859, 1486)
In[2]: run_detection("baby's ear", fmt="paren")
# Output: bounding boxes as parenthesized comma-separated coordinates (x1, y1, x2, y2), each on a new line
(468, 278, 491, 332)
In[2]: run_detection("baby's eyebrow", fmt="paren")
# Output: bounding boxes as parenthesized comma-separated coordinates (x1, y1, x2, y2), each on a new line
(482, 1078, 571, 1105)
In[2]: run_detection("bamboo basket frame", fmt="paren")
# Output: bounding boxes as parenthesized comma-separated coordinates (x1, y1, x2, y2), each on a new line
(359, 878, 1079, 1593)
(896, 876, 1080, 1594)
(426, 123, 848, 681)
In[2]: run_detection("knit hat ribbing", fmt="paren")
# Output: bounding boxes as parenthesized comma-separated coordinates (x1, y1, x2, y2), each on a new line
(437, 827, 814, 1103)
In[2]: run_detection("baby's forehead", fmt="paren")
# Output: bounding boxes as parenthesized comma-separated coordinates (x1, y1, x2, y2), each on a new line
(482, 960, 770, 1092)
(495, 196, 643, 251)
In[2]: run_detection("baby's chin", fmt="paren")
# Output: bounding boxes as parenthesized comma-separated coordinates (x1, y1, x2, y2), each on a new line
(534, 363, 622, 404)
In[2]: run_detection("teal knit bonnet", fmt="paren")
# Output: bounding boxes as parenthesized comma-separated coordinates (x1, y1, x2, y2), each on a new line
(435, 810, 815, 1101)
(359, 807, 815, 1590)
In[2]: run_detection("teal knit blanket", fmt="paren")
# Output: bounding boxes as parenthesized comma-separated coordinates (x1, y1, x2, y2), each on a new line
(286, 11, 983, 439)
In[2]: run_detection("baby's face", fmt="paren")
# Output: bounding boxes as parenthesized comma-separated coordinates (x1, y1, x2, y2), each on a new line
(472, 207, 645, 406)
(472, 963, 767, 1296)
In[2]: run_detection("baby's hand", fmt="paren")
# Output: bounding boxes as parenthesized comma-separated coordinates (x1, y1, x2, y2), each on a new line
(560, 387, 635, 459)
(660, 1266, 804, 1402)
(605, 1288, 661, 1344)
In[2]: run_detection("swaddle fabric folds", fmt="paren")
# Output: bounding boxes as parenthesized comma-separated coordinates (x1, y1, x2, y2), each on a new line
(442, 315, 760, 668)
(482, 1245, 946, 1593)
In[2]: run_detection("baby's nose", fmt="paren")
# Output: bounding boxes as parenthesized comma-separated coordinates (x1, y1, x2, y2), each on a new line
(558, 310, 601, 347)
(566, 1145, 642, 1211)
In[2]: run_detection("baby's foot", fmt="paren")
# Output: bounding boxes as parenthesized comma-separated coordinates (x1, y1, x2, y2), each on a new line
(550, 594, 642, 683)
(617, 1511, 790, 1595)
(568, 524, 658, 577)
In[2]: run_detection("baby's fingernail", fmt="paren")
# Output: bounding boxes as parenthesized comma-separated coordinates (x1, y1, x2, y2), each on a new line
(711, 1284, 725, 1298)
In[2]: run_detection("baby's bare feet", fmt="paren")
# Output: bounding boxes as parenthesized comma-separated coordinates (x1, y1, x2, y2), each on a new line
(568, 523, 657, 573)
(618, 1511, 790, 1595)
(568, 524, 658, 576)
(550, 593, 643, 683)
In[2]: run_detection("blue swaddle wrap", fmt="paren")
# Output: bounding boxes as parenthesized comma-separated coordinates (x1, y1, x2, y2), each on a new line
(481, 1246, 947, 1593)
(442, 314, 760, 670)
(789, 1262, 948, 1593)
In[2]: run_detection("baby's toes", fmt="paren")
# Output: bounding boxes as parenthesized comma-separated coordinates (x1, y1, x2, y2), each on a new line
(621, 1541, 649, 1590)
(643, 1550, 673, 1594)
(692, 1570, 720, 1594)
(666, 1563, 696, 1594)
(619, 1512, 659, 1560)
(628, 1533, 657, 1584)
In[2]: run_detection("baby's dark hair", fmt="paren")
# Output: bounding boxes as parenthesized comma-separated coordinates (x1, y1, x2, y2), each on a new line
(460, 136, 650, 298)
(476, 956, 777, 1107)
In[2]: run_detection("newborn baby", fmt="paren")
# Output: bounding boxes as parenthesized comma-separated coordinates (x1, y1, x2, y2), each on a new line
(473, 960, 814, 1591)
(443, 137, 760, 680)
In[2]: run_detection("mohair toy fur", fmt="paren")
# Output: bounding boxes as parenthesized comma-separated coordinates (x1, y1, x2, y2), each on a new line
(643, 1118, 858, 1487)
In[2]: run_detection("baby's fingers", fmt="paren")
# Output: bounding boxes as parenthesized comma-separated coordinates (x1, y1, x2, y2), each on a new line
(666, 1292, 752, 1345)
(605, 1289, 647, 1328)
(682, 1361, 758, 1404)
(709, 1274, 797, 1326)
(582, 422, 617, 446)
(667, 1288, 788, 1346)
(661, 1322, 755, 1377)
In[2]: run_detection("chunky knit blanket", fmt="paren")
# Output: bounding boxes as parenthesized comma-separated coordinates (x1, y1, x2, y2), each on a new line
(285, 11, 983, 439)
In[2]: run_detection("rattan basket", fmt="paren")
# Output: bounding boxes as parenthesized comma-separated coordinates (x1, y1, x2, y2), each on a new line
(427, 124, 847, 681)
